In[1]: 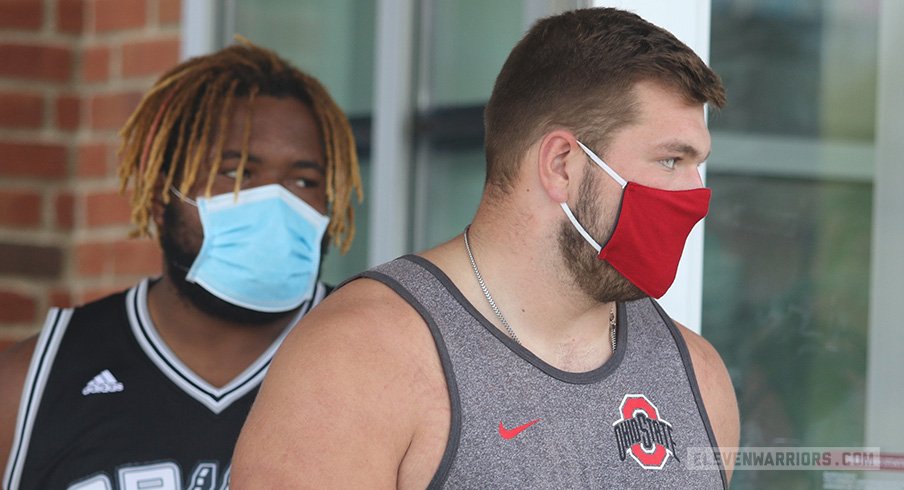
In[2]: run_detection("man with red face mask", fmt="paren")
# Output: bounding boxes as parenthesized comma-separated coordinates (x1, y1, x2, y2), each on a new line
(233, 7, 739, 489)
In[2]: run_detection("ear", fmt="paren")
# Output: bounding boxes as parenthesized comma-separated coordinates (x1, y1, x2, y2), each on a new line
(536, 129, 583, 204)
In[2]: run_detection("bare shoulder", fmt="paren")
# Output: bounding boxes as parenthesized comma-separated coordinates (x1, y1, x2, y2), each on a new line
(0, 336, 37, 470)
(233, 277, 446, 488)
(674, 321, 739, 479)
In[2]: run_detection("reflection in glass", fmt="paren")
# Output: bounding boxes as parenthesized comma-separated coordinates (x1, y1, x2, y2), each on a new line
(706, 0, 878, 487)
(233, 0, 375, 115)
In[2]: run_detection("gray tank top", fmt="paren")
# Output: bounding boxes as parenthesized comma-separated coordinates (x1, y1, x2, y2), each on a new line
(355, 255, 726, 489)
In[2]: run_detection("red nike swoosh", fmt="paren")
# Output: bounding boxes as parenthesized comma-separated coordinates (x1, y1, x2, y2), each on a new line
(498, 419, 540, 440)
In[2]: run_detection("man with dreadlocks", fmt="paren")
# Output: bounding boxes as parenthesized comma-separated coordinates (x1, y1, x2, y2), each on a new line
(0, 40, 361, 490)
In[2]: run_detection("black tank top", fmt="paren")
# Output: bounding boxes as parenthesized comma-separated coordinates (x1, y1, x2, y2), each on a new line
(355, 255, 727, 489)
(3, 279, 325, 490)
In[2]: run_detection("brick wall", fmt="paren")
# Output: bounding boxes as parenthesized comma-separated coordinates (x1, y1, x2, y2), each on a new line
(0, 0, 182, 350)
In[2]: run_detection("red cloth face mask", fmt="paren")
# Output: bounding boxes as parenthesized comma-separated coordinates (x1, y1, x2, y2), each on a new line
(560, 141, 711, 298)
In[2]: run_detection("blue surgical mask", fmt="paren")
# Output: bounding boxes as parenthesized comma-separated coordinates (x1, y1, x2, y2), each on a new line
(172, 184, 329, 312)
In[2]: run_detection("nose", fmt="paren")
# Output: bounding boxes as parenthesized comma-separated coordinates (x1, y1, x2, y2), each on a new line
(251, 167, 285, 188)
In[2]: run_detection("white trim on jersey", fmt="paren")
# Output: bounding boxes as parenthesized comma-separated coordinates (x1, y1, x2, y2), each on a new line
(4, 307, 75, 490)
(2, 279, 328, 487)
(127, 278, 327, 414)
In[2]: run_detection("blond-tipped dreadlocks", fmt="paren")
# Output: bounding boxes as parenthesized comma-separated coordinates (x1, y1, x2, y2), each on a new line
(118, 38, 363, 253)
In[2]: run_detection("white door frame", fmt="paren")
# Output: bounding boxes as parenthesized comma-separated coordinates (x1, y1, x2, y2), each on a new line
(865, 0, 904, 454)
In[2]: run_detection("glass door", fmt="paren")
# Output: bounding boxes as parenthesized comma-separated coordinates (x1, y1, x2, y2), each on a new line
(704, 0, 902, 487)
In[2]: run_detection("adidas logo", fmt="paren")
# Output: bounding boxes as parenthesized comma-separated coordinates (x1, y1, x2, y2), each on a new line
(82, 369, 124, 396)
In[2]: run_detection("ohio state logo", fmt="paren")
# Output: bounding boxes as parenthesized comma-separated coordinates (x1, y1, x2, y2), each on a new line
(612, 394, 679, 469)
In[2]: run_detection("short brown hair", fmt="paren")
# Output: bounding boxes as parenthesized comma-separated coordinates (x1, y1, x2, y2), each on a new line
(118, 39, 363, 253)
(484, 7, 725, 195)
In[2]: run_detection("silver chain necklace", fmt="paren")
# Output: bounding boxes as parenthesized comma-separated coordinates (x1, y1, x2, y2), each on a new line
(463, 226, 617, 353)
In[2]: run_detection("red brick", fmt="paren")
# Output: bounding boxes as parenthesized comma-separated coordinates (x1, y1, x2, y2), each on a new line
(49, 288, 74, 308)
(75, 241, 108, 276)
(77, 142, 109, 177)
(56, 94, 81, 130)
(93, 0, 146, 32)
(158, 0, 180, 24)
(0, 340, 17, 353)
(57, 0, 84, 33)
(79, 284, 129, 304)
(122, 37, 179, 78)
(0, 44, 72, 82)
(0, 289, 37, 323)
(0, 91, 43, 128)
(0, 142, 68, 179)
(82, 44, 110, 82)
(0, 0, 43, 30)
(55, 191, 75, 229)
(112, 239, 161, 275)
(85, 190, 131, 227)
(0, 242, 64, 278)
(0, 189, 42, 227)
(89, 91, 143, 129)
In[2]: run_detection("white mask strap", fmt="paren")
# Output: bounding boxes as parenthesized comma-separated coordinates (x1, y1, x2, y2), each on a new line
(170, 186, 198, 206)
(576, 140, 627, 188)
(560, 202, 602, 253)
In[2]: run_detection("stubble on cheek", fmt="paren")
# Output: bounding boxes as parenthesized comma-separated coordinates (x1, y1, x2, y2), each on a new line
(556, 171, 645, 303)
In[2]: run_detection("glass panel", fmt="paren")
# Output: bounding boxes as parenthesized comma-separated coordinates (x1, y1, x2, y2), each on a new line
(413, 1, 527, 247)
(706, 0, 884, 487)
(428, 0, 526, 107)
(232, 0, 375, 115)
(416, 1, 581, 247)
(422, 148, 485, 247)
(320, 158, 370, 286)
(232, 0, 374, 284)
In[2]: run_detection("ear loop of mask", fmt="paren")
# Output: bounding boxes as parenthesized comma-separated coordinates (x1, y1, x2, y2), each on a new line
(170, 186, 198, 207)
(575, 140, 627, 188)
(560, 203, 602, 253)
(559, 140, 628, 253)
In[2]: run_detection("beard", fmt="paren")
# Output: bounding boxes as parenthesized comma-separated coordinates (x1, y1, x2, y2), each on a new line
(557, 169, 647, 303)
(158, 201, 298, 326)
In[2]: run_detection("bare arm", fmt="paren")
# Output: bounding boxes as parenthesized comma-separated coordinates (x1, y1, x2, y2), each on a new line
(0, 336, 37, 473)
(677, 323, 740, 483)
(231, 279, 443, 488)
